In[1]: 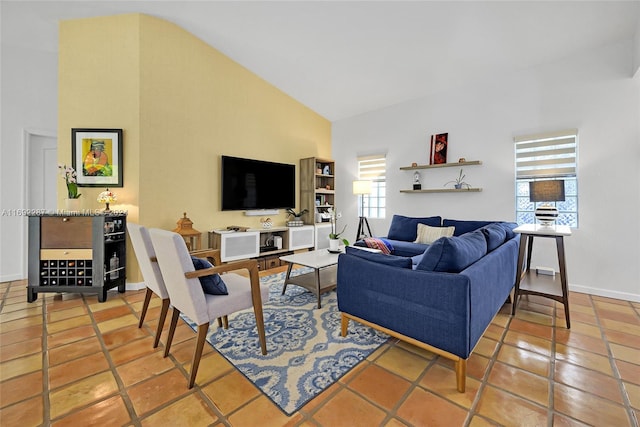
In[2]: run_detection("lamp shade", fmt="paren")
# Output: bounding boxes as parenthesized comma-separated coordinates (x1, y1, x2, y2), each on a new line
(530, 180, 565, 226)
(352, 180, 372, 195)
(529, 180, 565, 202)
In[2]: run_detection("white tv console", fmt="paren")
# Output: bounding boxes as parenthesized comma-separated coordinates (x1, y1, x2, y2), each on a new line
(208, 225, 316, 269)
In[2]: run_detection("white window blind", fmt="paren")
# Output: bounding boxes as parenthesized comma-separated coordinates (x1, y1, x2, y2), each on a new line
(358, 155, 386, 219)
(358, 155, 386, 182)
(515, 130, 577, 179)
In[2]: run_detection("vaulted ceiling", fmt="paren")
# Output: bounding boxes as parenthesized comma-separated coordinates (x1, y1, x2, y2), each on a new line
(2, 1, 639, 121)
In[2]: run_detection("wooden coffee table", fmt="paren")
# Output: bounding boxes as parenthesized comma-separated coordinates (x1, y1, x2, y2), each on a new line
(279, 249, 341, 308)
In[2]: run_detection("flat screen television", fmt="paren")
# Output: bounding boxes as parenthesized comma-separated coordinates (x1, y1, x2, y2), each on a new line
(221, 155, 296, 211)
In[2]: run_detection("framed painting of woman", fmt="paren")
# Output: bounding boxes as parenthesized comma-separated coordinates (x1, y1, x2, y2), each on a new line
(72, 128, 123, 187)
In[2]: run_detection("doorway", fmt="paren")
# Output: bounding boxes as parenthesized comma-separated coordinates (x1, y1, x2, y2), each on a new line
(26, 130, 57, 210)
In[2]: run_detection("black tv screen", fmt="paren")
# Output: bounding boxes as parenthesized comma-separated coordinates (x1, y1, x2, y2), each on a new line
(221, 155, 296, 211)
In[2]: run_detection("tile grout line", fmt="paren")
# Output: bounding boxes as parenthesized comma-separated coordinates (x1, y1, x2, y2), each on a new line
(41, 292, 52, 427)
(123, 303, 199, 423)
(465, 311, 515, 426)
(86, 293, 143, 426)
(473, 303, 562, 424)
(169, 314, 237, 425)
(594, 297, 639, 427)
(385, 340, 435, 426)
(342, 340, 415, 426)
(547, 299, 558, 427)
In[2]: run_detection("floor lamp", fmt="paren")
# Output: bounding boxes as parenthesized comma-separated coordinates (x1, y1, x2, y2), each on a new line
(353, 180, 373, 241)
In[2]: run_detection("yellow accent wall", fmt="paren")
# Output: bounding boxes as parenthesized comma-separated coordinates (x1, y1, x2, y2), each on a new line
(59, 14, 331, 282)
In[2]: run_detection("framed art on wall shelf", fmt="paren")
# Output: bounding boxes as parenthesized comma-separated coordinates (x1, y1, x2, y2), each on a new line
(72, 128, 123, 187)
(429, 132, 448, 165)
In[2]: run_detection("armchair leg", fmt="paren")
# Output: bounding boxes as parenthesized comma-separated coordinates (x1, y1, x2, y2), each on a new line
(341, 314, 349, 337)
(153, 298, 170, 348)
(252, 305, 267, 355)
(164, 308, 181, 357)
(188, 323, 209, 389)
(455, 358, 467, 392)
(138, 288, 153, 328)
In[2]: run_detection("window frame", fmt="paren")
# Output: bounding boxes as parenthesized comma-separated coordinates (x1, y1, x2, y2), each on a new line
(514, 130, 579, 228)
(357, 154, 386, 220)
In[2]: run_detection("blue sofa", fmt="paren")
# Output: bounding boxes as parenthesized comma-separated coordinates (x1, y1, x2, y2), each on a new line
(338, 217, 519, 392)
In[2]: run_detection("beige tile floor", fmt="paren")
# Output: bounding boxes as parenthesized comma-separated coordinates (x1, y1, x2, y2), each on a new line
(1, 266, 639, 426)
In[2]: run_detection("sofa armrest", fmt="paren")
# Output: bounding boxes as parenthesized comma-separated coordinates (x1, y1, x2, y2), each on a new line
(461, 236, 519, 346)
(337, 253, 472, 358)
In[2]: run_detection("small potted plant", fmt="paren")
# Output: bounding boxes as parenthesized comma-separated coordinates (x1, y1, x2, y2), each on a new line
(286, 208, 308, 227)
(59, 164, 81, 210)
(445, 169, 471, 190)
(328, 208, 349, 251)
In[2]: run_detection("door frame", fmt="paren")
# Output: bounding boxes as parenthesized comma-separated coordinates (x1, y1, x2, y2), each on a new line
(22, 128, 57, 276)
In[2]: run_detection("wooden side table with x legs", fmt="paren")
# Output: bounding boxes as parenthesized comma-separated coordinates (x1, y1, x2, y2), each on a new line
(511, 224, 572, 328)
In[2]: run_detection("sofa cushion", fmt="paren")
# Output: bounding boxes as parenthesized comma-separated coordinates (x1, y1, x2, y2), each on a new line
(481, 223, 507, 251)
(387, 215, 442, 241)
(442, 219, 495, 236)
(496, 222, 518, 240)
(411, 253, 425, 269)
(414, 224, 455, 244)
(385, 240, 430, 257)
(191, 256, 228, 295)
(345, 246, 412, 269)
(416, 230, 488, 273)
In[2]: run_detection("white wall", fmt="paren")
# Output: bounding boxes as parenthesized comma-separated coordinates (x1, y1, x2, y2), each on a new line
(634, 16, 640, 78)
(0, 44, 58, 281)
(333, 39, 640, 302)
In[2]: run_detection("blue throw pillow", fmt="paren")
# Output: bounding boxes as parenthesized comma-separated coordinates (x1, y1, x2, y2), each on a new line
(416, 230, 488, 273)
(496, 222, 517, 240)
(442, 219, 495, 236)
(191, 256, 228, 295)
(345, 246, 412, 269)
(481, 223, 507, 251)
(387, 215, 442, 242)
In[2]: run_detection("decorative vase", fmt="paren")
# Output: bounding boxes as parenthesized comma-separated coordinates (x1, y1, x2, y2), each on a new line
(329, 238, 340, 252)
(65, 198, 81, 211)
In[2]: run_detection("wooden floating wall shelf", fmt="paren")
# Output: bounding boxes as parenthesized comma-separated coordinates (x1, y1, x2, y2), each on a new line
(400, 160, 483, 193)
(399, 160, 482, 170)
(400, 188, 483, 193)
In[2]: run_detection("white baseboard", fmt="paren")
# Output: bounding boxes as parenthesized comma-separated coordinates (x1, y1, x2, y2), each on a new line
(124, 281, 146, 291)
(0, 273, 25, 282)
(569, 283, 640, 303)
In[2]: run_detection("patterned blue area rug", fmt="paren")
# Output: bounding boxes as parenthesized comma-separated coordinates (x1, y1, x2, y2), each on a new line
(181, 269, 388, 415)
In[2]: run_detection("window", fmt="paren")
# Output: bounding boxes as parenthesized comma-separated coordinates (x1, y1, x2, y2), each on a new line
(515, 130, 578, 227)
(357, 155, 386, 219)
